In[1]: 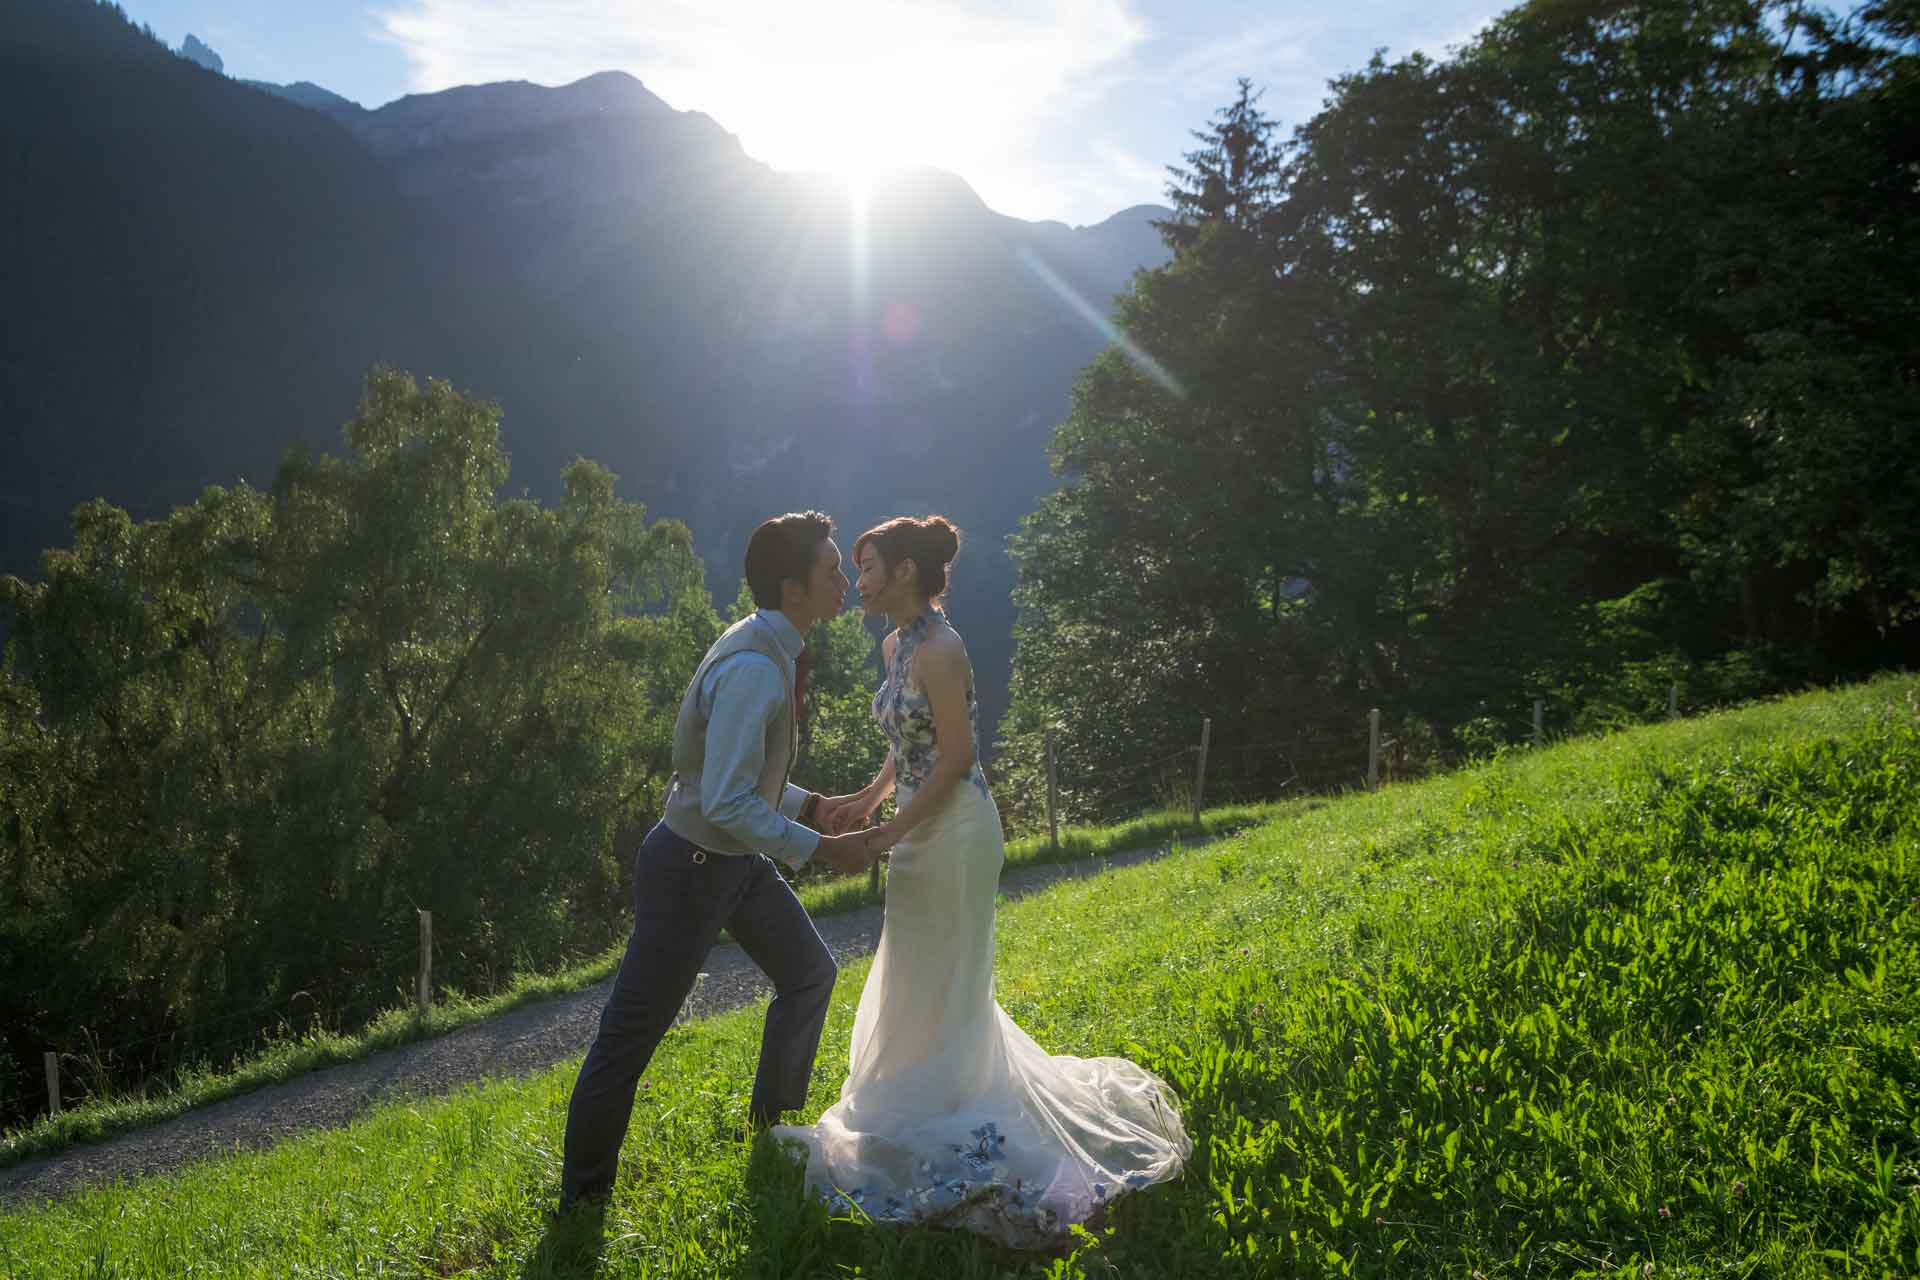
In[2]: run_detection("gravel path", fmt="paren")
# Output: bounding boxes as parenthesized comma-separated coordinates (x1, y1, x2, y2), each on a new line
(0, 838, 1205, 1208)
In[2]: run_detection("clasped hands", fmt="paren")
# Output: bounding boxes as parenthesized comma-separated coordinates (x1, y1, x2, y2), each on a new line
(808, 793, 896, 875)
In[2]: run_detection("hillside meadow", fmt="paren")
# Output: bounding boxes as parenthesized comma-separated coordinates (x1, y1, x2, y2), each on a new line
(1, 675, 1915, 1278)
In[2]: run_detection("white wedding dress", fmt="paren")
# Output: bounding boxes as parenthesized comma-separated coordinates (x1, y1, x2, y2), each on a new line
(771, 611, 1190, 1247)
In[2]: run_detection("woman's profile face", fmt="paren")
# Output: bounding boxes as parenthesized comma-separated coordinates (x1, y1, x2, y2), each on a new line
(856, 544, 907, 616)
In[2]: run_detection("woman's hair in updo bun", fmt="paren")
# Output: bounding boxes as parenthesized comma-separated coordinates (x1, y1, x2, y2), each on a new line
(854, 515, 963, 604)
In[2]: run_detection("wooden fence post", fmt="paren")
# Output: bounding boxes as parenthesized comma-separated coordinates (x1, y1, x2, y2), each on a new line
(44, 1051, 59, 1118)
(1045, 728, 1059, 849)
(416, 910, 433, 1018)
(1192, 718, 1212, 823)
(1668, 683, 1680, 719)
(1533, 699, 1545, 748)
(1367, 708, 1381, 791)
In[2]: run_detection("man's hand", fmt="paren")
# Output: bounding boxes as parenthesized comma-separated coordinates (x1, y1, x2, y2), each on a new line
(816, 793, 874, 835)
(812, 831, 875, 875)
(813, 793, 851, 834)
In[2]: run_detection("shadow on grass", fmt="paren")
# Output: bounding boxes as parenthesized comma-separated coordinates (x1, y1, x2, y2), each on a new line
(736, 1131, 851, 1279)
(518, 1200, 606, 1280)
(731, 1128, 1159, 1279)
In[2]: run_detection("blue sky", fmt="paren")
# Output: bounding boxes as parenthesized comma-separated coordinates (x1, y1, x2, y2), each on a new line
(124, 0, 1514, 226)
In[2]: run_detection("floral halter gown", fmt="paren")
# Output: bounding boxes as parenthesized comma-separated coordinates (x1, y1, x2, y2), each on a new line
(770, 610, 1191, 1247)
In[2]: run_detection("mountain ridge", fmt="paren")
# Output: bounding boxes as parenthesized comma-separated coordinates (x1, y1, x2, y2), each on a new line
(1, 0, 1176, 747)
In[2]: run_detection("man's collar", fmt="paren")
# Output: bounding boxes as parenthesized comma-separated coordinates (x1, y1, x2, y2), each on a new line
(756, 608, 806, 659)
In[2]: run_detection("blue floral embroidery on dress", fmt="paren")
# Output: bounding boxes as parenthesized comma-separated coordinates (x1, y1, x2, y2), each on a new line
(808, 1116, 1157, 1244)
(826, 1185, 872, 1216)
(947, 1121, 1007, 1174)
(873, 611, 991, 801)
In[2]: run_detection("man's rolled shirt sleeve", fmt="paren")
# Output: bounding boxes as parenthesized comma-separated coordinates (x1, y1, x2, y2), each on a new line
(696, 653, 821, 868)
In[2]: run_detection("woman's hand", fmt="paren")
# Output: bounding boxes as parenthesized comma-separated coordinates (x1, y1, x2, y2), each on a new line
(815, 792, 861, 834)
(820, 757, 897, 834)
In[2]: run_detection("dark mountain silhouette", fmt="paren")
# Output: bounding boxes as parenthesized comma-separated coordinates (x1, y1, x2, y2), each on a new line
(1, 0, 1172, 745)
(243, 79, 364, 117)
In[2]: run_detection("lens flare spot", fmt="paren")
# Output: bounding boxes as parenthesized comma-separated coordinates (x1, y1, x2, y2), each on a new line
(882, 302, 922, 346)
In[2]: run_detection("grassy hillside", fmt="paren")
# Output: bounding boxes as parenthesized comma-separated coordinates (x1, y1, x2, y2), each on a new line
(2, 676, 1914, 1278)
(0, 804, 1276, 1169)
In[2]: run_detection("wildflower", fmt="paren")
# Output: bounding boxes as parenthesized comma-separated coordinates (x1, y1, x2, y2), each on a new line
(1658, 1205, 1670, 1220)
(1731, 1179, 1745, 1197)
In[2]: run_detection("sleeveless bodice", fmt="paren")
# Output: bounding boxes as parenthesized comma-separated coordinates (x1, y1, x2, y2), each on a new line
(872, 611, 990, 800)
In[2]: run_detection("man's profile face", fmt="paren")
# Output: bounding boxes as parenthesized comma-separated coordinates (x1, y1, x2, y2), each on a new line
(792, 537, 849, 625)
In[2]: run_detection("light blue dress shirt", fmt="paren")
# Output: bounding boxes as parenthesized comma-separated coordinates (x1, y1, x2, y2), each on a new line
(695, 609, 821, 869)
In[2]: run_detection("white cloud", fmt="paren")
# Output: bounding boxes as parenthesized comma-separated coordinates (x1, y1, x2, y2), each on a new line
(373, 0, 1146, 193)
(366, 0, 1508, 224)
(1157, 18, 1323, 93)
(1137, 6, 1499, 114)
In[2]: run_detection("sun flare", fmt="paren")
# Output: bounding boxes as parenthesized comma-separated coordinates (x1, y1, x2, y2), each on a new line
(382, 0, 1147, 221)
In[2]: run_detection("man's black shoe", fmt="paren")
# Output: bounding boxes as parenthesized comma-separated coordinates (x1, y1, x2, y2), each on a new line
(730, 1109, 782, 1144)
(555, 1188, 610, 1216)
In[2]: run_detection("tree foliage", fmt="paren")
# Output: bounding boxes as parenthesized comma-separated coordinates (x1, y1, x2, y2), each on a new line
(1002, 0, 1920, 821)
(0, 369, 717, 1120)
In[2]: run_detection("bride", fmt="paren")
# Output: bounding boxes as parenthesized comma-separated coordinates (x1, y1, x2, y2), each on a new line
(771, 515, 1190, 1247)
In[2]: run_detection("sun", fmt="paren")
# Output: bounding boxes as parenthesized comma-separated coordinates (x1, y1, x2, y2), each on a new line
(742, 91, 940, 188)
(688, 8, 1002, 188)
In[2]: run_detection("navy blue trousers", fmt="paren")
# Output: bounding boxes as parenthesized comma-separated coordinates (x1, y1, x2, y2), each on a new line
(559, 820, 837, 1205)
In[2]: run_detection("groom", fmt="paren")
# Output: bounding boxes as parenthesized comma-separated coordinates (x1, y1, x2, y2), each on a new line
(559, 510, 882, 1209)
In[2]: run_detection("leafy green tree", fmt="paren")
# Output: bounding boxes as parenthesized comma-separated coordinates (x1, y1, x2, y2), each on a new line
(1003, 0, 1919, 811)
(0, 368, 713, 1120)
(794, 607, 889, 804)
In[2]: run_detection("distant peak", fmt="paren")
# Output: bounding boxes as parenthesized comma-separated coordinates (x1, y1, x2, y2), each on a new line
(870, 165, 990, 212)
(244, 80, 364, 115)
(569, 70, 643, 89)
(178, 33, 223, 74)
(1101, 203, 1172, 225)
(351, 71, 688, 156)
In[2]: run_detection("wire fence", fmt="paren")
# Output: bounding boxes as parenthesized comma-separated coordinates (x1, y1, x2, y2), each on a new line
(11, 686, 1688, 1129)
(11, 919, 436, 1130)
(2, 711, 1374, 1124)
(999, 685, 1686, 843)
(998, 716, 1376, 843)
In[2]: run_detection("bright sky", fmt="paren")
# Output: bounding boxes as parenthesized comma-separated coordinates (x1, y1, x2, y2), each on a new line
(126, 0, 1509, 226)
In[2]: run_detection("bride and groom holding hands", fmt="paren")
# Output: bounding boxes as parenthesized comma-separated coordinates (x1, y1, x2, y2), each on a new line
(559, 510, 1189, 1247)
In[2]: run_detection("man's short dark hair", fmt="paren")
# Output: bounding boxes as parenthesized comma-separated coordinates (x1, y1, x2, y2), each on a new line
(745, 511, 834, 608)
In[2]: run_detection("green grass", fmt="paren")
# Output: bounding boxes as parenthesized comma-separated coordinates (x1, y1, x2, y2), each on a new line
(3, 675, 1916, 1278)
(0, 799, 1274, 1170)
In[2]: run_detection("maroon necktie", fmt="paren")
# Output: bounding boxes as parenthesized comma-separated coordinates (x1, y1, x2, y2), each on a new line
(794, 646, 811, 719)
